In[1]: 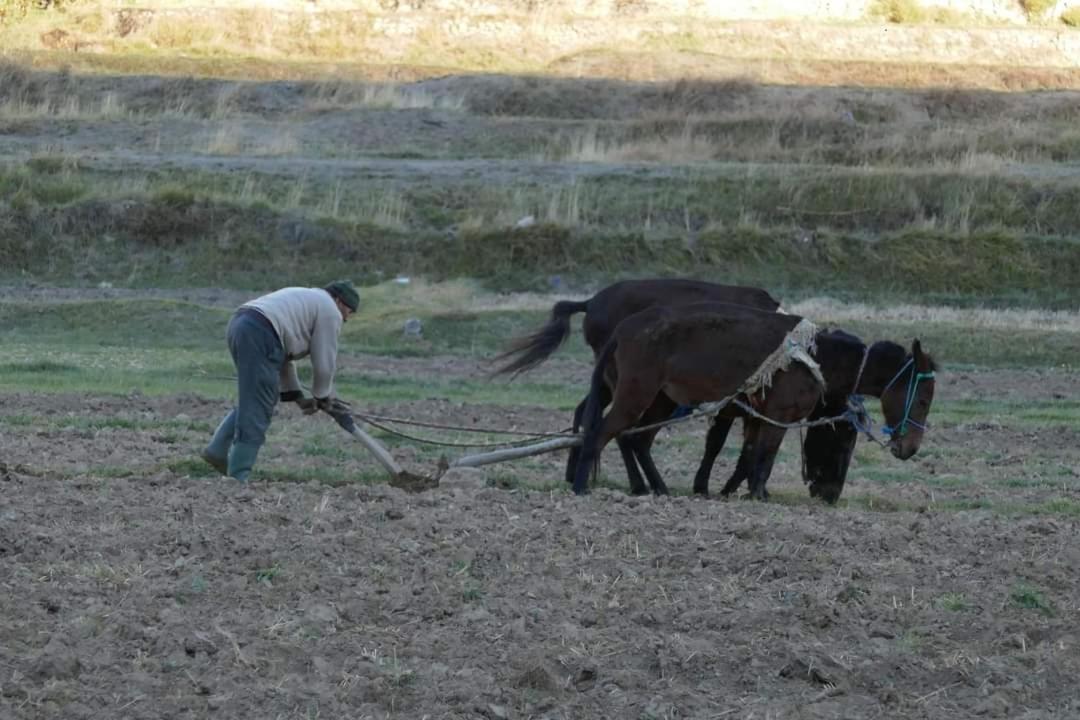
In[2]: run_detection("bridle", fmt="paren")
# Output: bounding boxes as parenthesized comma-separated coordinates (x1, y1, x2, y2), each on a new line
(880, 357, 935, 438)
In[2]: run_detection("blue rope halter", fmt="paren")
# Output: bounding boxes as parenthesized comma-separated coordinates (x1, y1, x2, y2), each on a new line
(880, 357, 935, 438)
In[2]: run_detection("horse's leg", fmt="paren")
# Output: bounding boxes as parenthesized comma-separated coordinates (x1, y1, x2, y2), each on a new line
(574, 385, 656, 495)
(566, 385, 612, 485)
(719, 419, 754, 497)
(693, 415, 735, 496)
(627, 396, 676, 496)
(805, 426, 856, 504)
(741, 367, 817, 500)
(630, 428, 669, 496)
(745, 425, 788, 501)
(616, 435, 650, 495)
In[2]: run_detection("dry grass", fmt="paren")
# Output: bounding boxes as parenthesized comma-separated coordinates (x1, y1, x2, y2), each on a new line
(203, 123, 244, 156)
(0, 90, 127, 120)
(0, 60, 467, 122)
(1019, 0, 1057, 19)
(312, 81, 466, 112)
(3, 65, 1080, 308)
(7, 3, 1080, 94)
(544, 112, 1067, 170)
(868, 0, 998, 25)
(201, 123, 299, 156)
(459, 183, 588, 230)
(549, 121, 720, 164)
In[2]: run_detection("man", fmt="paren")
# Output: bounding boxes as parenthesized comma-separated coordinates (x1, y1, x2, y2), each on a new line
(201, 281, 359, 482)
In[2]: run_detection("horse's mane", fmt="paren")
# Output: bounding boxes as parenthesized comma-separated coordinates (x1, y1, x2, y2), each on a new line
(817, 328, 863, 348)
(868, 339, 939, 371)
(813, 328, 865, 366)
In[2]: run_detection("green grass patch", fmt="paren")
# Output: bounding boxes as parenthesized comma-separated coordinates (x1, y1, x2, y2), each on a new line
(255, 565, 284, 585)
(300, 439, 351, 461)
(166, 458, 220, 477)
(461, 583, 484, 603)
(1010, 583, 1053, 615)
(939, 398, 1080, 427)
(0, 360, 80, 374)
(859, 467, 974, 489)
(0, 346, 583, 409)
(4, 292, 1080, 383)
(0, 411, 212, 434)
(820, 319, 1080, 369)
(0, 300, 230, 349)
(95, 465, 140, 479)
(1026, 497, 1080, 517)
(936, 592, 970, 611)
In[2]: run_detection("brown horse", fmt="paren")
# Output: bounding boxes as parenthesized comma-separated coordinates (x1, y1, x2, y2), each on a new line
(493, 279, 781, 494)
(572, 304, 937, 498)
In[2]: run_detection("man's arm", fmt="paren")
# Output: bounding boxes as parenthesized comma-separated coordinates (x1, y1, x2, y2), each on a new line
(308, 310, 342, 399)
(279, 360, 302, 399)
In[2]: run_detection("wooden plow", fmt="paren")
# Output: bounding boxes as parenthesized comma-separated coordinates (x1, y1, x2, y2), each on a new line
(329, 411, 443, 492)
(328, 407, 586, 491)
(332, 399, 737, 489)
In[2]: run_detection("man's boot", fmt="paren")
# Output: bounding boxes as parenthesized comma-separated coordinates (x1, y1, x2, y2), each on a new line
(201, 410, 236, 475)
(227, 441, 261, 483)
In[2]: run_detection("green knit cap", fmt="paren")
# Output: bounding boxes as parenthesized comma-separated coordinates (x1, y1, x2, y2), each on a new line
(325, 280, 359, 311)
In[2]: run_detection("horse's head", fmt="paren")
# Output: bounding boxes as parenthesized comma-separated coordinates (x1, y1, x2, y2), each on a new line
(879, 339, 936, 460)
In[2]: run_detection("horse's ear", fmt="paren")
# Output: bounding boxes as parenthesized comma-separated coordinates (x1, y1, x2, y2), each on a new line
(912, 339, 934, 370)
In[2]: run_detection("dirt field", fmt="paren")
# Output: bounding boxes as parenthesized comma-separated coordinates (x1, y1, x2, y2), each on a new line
(3, 357, 1079, 720)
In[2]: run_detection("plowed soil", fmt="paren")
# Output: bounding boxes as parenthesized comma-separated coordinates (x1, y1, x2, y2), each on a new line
(3, 361, 1079, 719)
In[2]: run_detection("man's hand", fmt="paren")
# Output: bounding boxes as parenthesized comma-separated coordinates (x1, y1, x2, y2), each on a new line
(295, 396, 320, 415)
(314, 397, 356, 432)
(316, 396, 352, 415)
(281, 390, 321, 415)
(291, 394, 353, 420)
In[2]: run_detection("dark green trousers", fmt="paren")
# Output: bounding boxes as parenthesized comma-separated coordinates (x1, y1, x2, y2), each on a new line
(204, 310, 284, 481)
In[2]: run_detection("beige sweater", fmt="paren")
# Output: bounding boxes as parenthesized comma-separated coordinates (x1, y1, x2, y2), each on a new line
(242, 287, 343, 398)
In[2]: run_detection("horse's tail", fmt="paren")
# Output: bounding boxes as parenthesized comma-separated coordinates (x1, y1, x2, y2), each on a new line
(491, 299, 589, 376)
(573, 338, 617, 493)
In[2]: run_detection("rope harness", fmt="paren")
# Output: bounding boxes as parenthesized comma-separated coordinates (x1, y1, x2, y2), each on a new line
(353, 411, 574, 449)
(297, 332, 932, 453)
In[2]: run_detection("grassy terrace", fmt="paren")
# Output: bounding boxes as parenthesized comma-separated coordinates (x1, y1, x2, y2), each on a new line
(2, 62, 1080, 305)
